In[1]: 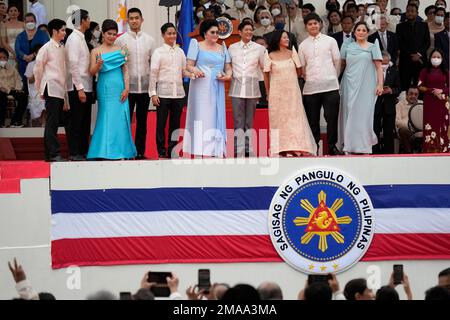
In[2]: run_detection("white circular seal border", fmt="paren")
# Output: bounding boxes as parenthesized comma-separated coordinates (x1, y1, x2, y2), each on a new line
(216, 17, 233, 40)
(268, 168, 376, 275)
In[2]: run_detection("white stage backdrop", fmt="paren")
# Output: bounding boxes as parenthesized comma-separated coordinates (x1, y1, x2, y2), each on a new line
(1, 157, 449, 300)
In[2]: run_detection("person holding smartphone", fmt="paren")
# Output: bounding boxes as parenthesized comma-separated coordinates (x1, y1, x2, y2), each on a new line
(298, 274, 345, 300)
(139, 271, 182, 300)
(387, 268, 413, 300)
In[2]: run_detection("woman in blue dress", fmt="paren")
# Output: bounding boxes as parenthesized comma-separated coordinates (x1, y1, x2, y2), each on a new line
(183, 19, 232, 158)
(339, 21, 384, 155)
(87, 19, 137, 160)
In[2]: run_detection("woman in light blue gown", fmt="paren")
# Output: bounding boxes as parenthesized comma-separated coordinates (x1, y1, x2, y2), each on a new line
(339, 21, 384, 155)
(183, 19, 232, 158)
(87, 19, 137, 160)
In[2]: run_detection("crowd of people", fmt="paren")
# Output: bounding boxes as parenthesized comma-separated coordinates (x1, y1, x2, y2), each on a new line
(0, 0, 448, 161)
(7, 258, 450, 300)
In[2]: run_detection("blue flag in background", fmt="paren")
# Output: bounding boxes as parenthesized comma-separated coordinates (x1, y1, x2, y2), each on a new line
(177, 0, 195, 56)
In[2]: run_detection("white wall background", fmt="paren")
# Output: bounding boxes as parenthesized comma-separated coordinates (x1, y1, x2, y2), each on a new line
(1, 157, 449, 300)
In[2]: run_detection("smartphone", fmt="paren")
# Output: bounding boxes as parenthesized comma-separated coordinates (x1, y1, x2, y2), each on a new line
(119, 292, 133, 300)
(308, 274, 332, 286)
(393, 265, 404, 285)
(148, 272, 172, 297)
(148, 271, 172, 284)
(198, 269, 211, 293)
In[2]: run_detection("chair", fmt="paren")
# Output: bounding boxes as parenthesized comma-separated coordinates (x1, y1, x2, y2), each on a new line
(408, 102, 424, 153)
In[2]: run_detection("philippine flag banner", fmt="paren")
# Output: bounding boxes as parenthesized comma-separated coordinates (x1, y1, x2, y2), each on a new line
(51, 184, 450, 269)
(116, 0, 128, 35)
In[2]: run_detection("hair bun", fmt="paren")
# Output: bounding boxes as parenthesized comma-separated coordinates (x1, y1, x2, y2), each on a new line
(102, 19, 118, 33)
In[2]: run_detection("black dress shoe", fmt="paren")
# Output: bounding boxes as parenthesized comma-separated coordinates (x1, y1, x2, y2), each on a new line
(329, 146, 344, 156)
(135, 155, 148, 160)
(70, 155, 86, 162)
(47, 156, 67, 162)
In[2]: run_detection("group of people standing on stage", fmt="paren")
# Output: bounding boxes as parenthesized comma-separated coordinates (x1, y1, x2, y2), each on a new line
(2, 1, 448, 161)
(33, 8, 191, 162)
(187, 14, 384, 158)
(190, 0, 449, 156)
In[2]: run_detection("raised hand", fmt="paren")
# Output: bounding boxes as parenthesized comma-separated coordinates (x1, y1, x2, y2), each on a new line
(167, 273, 179, 294)
(8, 258, 26, 283)
(140, 272, 156, 289)
(186, 285, 206, 300)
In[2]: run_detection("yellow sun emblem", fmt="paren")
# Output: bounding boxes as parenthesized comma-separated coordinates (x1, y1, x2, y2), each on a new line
(293, 191, 352, 253)
(116, 3, 127, 25)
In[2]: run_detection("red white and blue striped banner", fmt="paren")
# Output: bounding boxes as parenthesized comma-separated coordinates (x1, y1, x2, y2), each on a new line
(51, 185, 450, 269)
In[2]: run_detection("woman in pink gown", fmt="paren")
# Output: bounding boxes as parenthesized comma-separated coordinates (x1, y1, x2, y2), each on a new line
(264, 30, 317, 157)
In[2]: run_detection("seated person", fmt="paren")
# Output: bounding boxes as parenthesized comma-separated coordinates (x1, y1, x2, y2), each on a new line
(0, 48, 27, 128)
(395, 86, 421, 153)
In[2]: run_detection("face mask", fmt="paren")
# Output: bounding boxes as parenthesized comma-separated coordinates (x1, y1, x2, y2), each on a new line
(275, 22, 285, 30)
(437, 5, 446, 8)
(435, 16, 444, 24)
(261, 18, 271, 26)
(26, 22, 36, 31)
(197, 11, 204, 20)
(382, 64, 389, 71)
(431, 58, 442, 67)
(271, 9, 281, 17)
(235, 0, 245, 9)
(0, 61, 7, 68)
(93, 30, 101, 39)
(248, 2, 257, 11)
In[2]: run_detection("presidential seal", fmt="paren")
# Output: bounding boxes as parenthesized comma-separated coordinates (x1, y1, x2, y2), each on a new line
(216, 17, 233, 39)
(269, 168, 375, 274)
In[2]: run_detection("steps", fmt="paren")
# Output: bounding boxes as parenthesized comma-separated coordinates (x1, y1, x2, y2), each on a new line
(10, 136, 69, 160)
(0, 161, 50, 194)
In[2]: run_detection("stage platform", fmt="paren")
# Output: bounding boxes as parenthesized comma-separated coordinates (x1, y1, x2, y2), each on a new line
(0, 109, 332, 160)
(0, 156, 449, 299)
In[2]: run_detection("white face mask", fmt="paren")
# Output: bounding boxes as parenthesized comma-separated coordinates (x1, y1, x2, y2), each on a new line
(93, 30, 101, 39)
(197, 11, 204, 20)
(26, 22, 36, 31)
(382, 64, 389, 71)
(431, 57, 443, 67)
(260, 18, 271, 26)
(0, 61, 7, 68)
(235, 0, 245, 9)
(435, 16, 444, 24)
(437, 4, 446, 8)
(271, 8, 281, 17)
